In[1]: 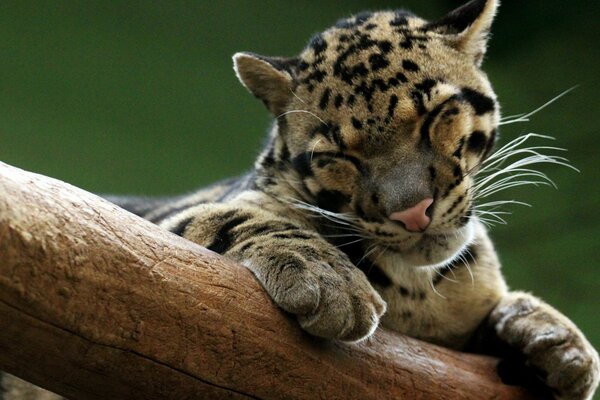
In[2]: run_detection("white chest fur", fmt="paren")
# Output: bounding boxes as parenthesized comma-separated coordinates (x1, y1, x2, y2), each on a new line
(375, 225, 507, 349)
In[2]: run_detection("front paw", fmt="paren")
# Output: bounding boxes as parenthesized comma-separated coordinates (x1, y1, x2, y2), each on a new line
(244, 250, 386, 342)
(491, 292, 600, 400)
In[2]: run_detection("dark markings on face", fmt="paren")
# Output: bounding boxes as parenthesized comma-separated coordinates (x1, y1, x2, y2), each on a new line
(428, 166, 437, 182)
(399, 31, 429, 50)
(398, 285, 426, 300)
(453, 137, 466, 159)
(415, 79, 437, 99)
(298, 59, 309, 71)
(402, 59, 420, 72)
(206, 214, 252, 254)
(301, 69, 327, 90)
(420, 100, 446, 147)
(319, 88, 331, 110)
(371, 192, 380, 205)
(356, 203, 385, 223)
(461, 87, 495, 115)
(387, 94, 399, 118)
(411, 79, 438, 115)
(291, 152, 313, 177)
(443, 195, 464, 217)
(396, 72, 408, 83)
(453, 165, 462, 178)
(279, 141, 290, 162)
(277, 115, 289, 135)
(459, 206, 473, 227)
(482, 128, 497, 160)
(316, 190, 351, 213)
(369, 53, 389, 71)
(378, 40, 393, 54)
(351, 117, 363, 129)
(443, 107, 460, 118)
(294, 151, 366, 177)
(467, 130, 487, 154)
(347, 94, 356, 106)
(310, 123, 346, 150)
(329, 124, 345, 149)
(334, 94, 344, 108)
(333, 35, 377, 84)
(260, 146, 276, 169)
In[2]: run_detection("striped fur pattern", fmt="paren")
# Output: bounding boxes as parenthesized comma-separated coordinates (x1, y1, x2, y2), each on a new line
(5, 1, 597, 399)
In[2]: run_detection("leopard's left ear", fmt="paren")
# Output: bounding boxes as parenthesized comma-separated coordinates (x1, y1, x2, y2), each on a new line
(426, 0, 499, 66)
(233, 52, 298, 116)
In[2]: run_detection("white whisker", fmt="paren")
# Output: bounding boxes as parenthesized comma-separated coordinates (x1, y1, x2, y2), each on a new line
(277, 109, 329, 126)
(498, 86, 578, 126)
(310, 138, 323, 161)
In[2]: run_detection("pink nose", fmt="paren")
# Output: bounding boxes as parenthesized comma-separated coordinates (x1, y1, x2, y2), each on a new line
(389, 198, 434, 232)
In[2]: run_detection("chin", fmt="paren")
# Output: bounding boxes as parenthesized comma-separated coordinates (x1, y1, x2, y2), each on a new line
(401, 220, 476, 268)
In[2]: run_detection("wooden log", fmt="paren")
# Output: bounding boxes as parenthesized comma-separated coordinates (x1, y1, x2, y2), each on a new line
(0, 161, 536, 399)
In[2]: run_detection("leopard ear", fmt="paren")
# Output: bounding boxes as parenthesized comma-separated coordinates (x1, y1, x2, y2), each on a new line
(426, 0, 499, 66)
(233, 52, 297, 116)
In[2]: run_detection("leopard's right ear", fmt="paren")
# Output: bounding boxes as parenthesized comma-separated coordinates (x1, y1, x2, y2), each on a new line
(233, 52, 297, 116)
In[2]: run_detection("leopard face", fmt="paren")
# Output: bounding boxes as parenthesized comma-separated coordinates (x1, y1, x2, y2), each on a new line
(234, 0, 500, 268)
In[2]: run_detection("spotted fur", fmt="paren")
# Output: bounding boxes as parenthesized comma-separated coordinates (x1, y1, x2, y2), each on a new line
(6, 1, 597, 399)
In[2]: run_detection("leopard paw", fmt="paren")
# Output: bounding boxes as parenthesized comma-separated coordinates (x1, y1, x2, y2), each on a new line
(491, 292, 600, 400)
(243, 250, 386, 341)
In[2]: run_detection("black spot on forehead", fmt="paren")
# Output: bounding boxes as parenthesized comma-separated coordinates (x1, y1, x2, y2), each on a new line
(402, 59, 420, 72)
(319, 88, 331, 110)
(369, 53, 389, 71)
(334, 94, 344, 109)
(396, 72, 408, 83)
(301, 68, 327, 87)
(377, 40, 393, 53)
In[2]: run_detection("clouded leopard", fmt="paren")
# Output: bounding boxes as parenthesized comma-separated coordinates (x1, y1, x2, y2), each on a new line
(3, 0, 598, 399)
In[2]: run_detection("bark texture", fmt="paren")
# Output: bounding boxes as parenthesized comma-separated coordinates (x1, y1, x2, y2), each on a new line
(0, 161, 536, 399)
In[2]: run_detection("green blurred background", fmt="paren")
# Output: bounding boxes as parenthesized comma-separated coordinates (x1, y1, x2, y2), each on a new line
(1, 0, 598, 359)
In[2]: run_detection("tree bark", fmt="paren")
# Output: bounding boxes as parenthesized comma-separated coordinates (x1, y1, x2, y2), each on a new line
(0, 161, 536, 400)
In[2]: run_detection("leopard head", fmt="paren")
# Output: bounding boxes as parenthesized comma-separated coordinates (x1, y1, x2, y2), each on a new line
(234, 0, 500, 268)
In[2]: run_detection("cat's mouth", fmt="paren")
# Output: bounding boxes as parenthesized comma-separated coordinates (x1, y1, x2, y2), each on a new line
(363, 219, 475, 268)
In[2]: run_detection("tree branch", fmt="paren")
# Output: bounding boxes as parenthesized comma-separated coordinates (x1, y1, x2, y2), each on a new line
(0, 161, 536, 399)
